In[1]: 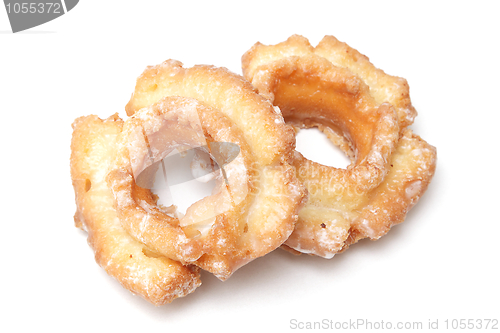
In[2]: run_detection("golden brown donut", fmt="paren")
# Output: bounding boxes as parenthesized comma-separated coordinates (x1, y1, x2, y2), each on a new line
(70, 114, 201, 305)
(242, 35, 437, 257)
(115, 61, 307, 279)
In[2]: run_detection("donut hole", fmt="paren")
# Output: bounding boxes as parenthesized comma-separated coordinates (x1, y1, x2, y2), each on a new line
(127, 97, 247, 242)
(295, 128, 351, 169)
(149, 147, 219, 216)
(267, 60, 376, 162)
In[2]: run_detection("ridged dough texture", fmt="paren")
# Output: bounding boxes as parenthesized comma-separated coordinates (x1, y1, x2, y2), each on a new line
(242, 35, 437, 258)
(70, 114, 201, 305)
(118, 61, 307, 280)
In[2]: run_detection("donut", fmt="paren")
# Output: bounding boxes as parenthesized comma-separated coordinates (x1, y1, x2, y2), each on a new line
(114, 61, 307, 280)
(70, 114, 201, 305)
(242, 35, 437, 258)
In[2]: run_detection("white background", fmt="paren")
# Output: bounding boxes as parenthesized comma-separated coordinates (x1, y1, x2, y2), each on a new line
(2, 1, 499, 332)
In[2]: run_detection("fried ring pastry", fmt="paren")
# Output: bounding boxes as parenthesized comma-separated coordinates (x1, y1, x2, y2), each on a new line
(242, 35, 437, 258)
(71, 114, 201, 305)
(113, 62, 306, 280)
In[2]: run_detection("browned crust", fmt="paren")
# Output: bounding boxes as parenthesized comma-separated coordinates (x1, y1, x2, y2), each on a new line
(70, 114, 201, 305)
